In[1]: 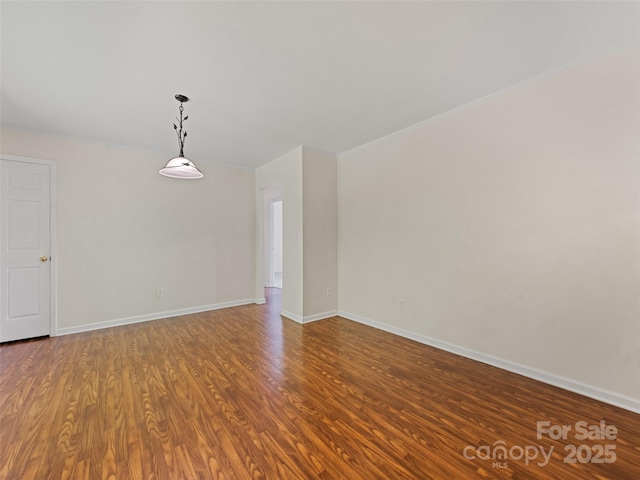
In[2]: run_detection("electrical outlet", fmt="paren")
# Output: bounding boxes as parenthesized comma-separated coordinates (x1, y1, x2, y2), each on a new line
(155, 289, 164, 298)
(327, 287, 332, 297)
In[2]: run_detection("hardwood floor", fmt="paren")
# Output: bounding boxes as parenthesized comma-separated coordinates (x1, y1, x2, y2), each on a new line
(1, 289, 639, 479)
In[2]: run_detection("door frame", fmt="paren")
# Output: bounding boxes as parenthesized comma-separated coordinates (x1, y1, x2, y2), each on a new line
(0, 154, 58, 338)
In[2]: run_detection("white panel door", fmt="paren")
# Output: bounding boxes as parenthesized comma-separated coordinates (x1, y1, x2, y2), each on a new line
(0, 159, 51, 342)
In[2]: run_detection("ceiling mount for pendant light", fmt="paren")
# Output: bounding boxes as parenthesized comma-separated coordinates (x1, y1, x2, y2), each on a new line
(159, 94, 204, 179)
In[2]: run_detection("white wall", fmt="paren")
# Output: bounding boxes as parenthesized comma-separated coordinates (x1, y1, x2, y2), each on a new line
(255, 147, 304, 319)
(302, 148, 337, 318)
(338, 47, 640, 402)
(0, 127, 255, 332)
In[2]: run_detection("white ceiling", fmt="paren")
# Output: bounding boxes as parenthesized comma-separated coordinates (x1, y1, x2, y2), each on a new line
(1, 1, 638, 169)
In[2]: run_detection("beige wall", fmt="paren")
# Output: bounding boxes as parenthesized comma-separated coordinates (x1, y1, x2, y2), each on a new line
(255, 147, 304, 319)
(255, 146, 337, 322)
(302, 147, 337, 318)
(337, 47, 640, 402)
(1, 127, 255, 332)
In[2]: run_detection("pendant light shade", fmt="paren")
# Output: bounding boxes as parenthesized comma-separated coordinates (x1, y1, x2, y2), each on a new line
(159, 156, 204, 179)
(159, 94, 204, 179)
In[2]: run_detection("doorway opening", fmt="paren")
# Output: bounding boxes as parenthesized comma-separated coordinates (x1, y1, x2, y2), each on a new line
(269, 199, 283, 289)
(261, 184, 283, 307)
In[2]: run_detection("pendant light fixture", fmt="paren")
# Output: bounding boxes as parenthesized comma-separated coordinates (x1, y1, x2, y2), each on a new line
(159, 94, 204, 179)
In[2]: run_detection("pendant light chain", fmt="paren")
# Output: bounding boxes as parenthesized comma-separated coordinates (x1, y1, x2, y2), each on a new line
(174, 101, 188, 157)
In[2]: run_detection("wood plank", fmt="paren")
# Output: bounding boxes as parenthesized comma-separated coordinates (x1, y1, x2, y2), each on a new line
(1, 289, 638, 479)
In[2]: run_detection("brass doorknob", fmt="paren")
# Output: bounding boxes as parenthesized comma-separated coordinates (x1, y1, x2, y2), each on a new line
(40, 256, 48, 262)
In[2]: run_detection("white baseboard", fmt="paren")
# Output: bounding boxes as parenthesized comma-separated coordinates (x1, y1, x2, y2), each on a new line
(55, 298, 257, 336)
(280, 309, 303, 323)
(255, 297, 267, 305)
(302, 310, 338, 324)
(280, 309, 337, 324)
(339, 310, 640, 415)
